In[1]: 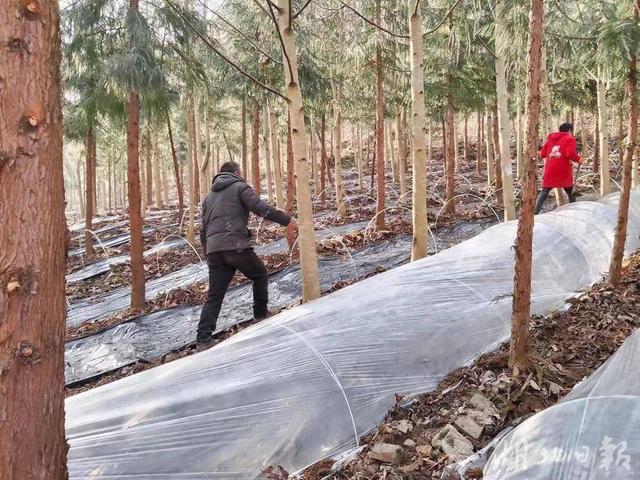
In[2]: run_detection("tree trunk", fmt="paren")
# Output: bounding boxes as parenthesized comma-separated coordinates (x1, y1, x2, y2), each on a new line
(396, 109, 407, 204)
(492, 107, 503, 193)
(357, 124, 364, 190)
(263, 106, 274, 203)
(388, 122, 397, 183)
(476, 110, 484, 174)
(268, 102, 285, 208)
(618, 104, 624, 166)
(374, 0, 386, 231)
(193, 97, 202, 201)
(200, 106, 211, 200)
(277, 0, 321, 301)
(509, 0, 544, 374)
(167, 114, 184, 225)
(594, 112, 600, 174)
(409, 0, 429, 260)
(186, 95, 196, 245)
(445, 94, 456, 215)
(485, 107, 496, 187)
(85, 123, 96, 257)
(463, 114, 468, 164)
(609, 14, 638, 285)
(453, 115, 459, 172)
(320, 113, 327, 203)
(251, 103, 261, 196)
(145, 129, 153, 208)
(127, 62, 145, 309)
(0, 1, 68, 475)
(334, 101, 346, 215)
(495, 11, 516, 220)
(516, 99, 523, 180)
(241, 99, 248, 179)
(76, 156, 85, 217)
(152, 130, 163, 208)
(597, 77, 610, 196)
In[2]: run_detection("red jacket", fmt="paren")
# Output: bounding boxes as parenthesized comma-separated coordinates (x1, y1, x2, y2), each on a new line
(539, 131, 581, 188)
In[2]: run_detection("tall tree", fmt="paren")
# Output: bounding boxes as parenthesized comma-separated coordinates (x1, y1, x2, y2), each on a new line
(409, 0, 428, 261)
(608, 1, 640, 284)
(0, 0, 68, 476)
(374, 0, 386, 231)
(276, 0, 321, 301)
(509, 0, 545, 374)
(127, 0, 145, 309)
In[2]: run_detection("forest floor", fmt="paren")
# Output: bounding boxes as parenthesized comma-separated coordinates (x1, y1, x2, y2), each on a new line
(64, 149, 623, 398)
(297, 254, 640, 480)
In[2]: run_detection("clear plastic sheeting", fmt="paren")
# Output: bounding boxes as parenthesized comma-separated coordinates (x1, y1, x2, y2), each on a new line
(484, 330, 640, 480)
(66, 193, 640, 479)
(65, 219, 492, 384)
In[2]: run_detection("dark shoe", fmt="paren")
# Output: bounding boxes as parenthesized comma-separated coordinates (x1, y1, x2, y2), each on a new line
(254, 310, 273, 321)
(196, 337, 219, 352)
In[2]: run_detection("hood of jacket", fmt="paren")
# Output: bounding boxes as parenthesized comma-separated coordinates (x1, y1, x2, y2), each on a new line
(547, 131, 571, 142)
(211, 172, 244, 192)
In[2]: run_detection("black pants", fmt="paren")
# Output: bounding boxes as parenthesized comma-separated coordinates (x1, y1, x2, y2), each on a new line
(197, 249, 268, 343)
(534, 187, 575, 214)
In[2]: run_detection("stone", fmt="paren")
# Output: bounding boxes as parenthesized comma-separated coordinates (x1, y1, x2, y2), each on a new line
(403, 438, 416, 448)
(368, 443, 402, 464)
(416, 444, 433, 457)
(469, 393, 498, 415)
(394, 419, 413, 434)
(431, 424, 474, 463)
(454, 415, 484, 439)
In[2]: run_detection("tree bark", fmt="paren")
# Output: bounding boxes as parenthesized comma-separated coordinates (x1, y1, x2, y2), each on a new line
(0, 1, 68, 475)
(186, 95, 196, 245)
(409, 0, 429, 260)
(167, 114, 184, 225)
(145, 128, 153, 208)
(241, 98, 248, 179)
(127, 14, 145, 311)
(463, 114, 468, 164)
(374, 0, 386, 231)
(277, 0, 321, 301)
(445, 94, 456, 215)
(476, 110, 484, 174)
(193, 97, 202, 201)
(85, 123, 96, 257)
(76, 156, 85, 217)
(495, 10, 516, 220)
(516, 99, 523, 180)
(485, 107, 495, 187)
(609, 8, 638, 284)
(263, 106, 274, 203)
(396, 109, 407, 204)
(334, 100, 346, 215)
(152, 130, 163, 208)
(320, 113, 327, 203)
(594, 111, 600, 174)
(251, 103, 261, 196)
(268, 102, 285, 208)
(597, 76, 610, 196)
(509, 0, 544, 374)
(492, 107, 503, 193)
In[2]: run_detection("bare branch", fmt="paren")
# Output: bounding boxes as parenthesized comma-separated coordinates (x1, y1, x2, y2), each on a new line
(424, 0, 464, 36)
(338, 0, 409, 39)
(163, 0, 288, 101)
(265, 0, 296, 85)
(196, 0, 282, 65)
(292, 0, 313, 20)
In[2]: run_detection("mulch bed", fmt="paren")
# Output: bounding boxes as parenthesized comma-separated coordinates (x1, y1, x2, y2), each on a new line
(297, 255, 640, 480)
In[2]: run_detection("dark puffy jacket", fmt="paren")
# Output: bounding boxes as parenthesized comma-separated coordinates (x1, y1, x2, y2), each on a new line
(200, 172, 291, 254)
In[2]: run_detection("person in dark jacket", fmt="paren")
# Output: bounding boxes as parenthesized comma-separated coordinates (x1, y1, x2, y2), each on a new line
(196, 161, 297, 350)
(535, 122, 584, 214)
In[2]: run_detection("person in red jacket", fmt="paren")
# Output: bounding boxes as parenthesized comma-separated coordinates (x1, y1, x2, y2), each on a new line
(535, 123, 585, 214)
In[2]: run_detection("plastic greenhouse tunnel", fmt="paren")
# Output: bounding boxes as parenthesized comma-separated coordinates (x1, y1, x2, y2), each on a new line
(65, 192, 640, 479)
(484, 328, 640, 479)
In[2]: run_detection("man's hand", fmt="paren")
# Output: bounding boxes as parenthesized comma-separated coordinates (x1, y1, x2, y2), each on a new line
(286, 217, 298, 237)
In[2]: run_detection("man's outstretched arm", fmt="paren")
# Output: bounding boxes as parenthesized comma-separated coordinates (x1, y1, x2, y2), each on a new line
(239, 184, 292, 226)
